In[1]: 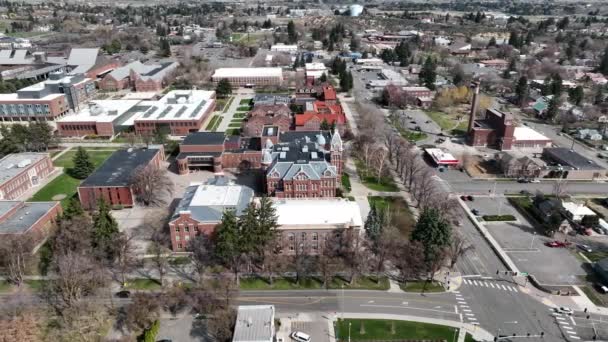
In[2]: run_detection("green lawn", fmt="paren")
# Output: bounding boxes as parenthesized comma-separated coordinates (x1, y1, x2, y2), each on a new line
(400, 281, 444, 293)
(31, 149, 115, 206)
(222, 97, 235, 113)
(335, 319, 459, 341)
(426, 111, 455, 131)
(236, 105, 251, 112)
(24, 280, 48, 292)
(225, 128, 241, 136)
(240, 276, 389, 290)
(206, 115, 223, 131)
(239, 98, 252, 106)
(53, 150, 116, 169)
(169, 257, 191, 266)
(354, 159, 399, 192)
(465, 333, 477, 342)
(233, 112, 246, 118)
(0, 280, 11, 293)
(368, 196, 416, 235)
(125, 278, 162, 290)
(581, 286, 607, 306)
(228, 123, 242, 128)
(341, 173, 352, 192)
(583, 251, 608, 262)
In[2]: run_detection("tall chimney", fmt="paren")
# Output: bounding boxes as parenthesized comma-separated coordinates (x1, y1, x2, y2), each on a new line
(467, 81, 480, 133)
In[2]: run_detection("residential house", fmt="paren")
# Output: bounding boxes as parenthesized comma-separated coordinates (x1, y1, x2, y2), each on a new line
(498, 153, 542, 178)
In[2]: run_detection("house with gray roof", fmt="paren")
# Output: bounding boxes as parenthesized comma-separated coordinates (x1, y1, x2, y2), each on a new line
(169, 176, 254, 251)
(0, 200, 62, 250)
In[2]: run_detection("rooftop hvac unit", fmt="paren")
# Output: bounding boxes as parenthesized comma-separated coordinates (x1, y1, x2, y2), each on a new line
(17, 159, 31, 168)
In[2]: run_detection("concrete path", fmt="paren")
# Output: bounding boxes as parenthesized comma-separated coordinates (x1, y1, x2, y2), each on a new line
(217, 94, 250, 132)
(338, 95, 359, 136)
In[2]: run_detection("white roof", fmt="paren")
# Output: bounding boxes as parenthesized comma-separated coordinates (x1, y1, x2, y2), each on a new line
(513, 126, 551, 142)
(271, 198, 363, 229)
(190, 184, 244, 207)
(425, 148, 459, 164)
(212, 67, 283, 79)
(0, 92, 64, 101)
(232, 305, 274, 342)
(57, 100, 141, 124)
(270, 44, 297, 50)
(305, 63, 326, 71)
(355, 58, 383, 64)
(121, 92, 157, 100)
(562, 202, 596, 217)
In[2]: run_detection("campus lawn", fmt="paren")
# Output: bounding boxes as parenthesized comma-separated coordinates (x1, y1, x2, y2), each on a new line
(368, 196, 416, 236)
(225, 128, 241, 136)
(29, 173, 80, 205)
(206, 115, 223, 131)
(425, 110, 454, 131)
(125, 278, 162, 290)
(239, 98, 252, 106)
(354, 159, 399, 192)
(222, 97, 235, 113)
(399, 280, 445, 293)
(236, 105, 251, 112)
(341, 173, 352, 192)
(53, 150, 116, 169)
(335, 319, 459, 341)
(583, 251, 608, 262)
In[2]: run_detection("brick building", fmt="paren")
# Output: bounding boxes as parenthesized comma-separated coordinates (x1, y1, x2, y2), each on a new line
(0, 200, 62, 248)
(294, 85, 345, 132)
(176, 129, 344, 198)
(0, 71, 96, 122)
(57, 90, 216, 138)
(169, 176, 254, 251)
(78, 147, 164, 210)
(242, 104, 292, 137)
(0, 153, 54, 200)
(98, 60, 179, 92)
(211, 68, 283, 88)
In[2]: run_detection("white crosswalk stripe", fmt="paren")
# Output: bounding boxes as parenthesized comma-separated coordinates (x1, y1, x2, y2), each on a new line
(490, 283, 495, 288)
(563, 326, 573, 330)
(570, 336, 581, 340)
(556, 316, 565, 321)
(461, 279, 521, 293)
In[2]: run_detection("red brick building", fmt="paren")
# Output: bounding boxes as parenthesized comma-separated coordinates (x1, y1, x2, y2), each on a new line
(0, 200, 62, 248)
(242, 104, 292, 137)
(176, 129, 344, 198)
(98, 61, 179, 92)
(211, 68, 283, 87)
(294, 85, 345, 132)
(0, 153, 54, 200)
(78, 147, 165, 210)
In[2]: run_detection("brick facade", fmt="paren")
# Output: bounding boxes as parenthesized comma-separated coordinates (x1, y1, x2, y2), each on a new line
(0, 154, 54, 200)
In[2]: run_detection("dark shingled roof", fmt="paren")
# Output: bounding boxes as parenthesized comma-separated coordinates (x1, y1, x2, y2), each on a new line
(80, 148, 161, 187)
(182, 132, 226, 146)
(543, 147, 604, 170)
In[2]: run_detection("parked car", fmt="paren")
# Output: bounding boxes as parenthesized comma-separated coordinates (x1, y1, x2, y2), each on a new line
(115, 290, 131, 298)
(425, 120, 431, 124)
(471, 209, 480, 216)
(291, 331, 312, 342)
(460, 195, 468, 201)
(577, 244, 593, 253)
(517, 178, 530, 183)
(554, 307, 573, 315)
(467, 195, 474, 201)
(414, 126, 421, 131)
(530, 179, 540, 183)
(410, 120, 417, 124)
(545, 241, 571, 248)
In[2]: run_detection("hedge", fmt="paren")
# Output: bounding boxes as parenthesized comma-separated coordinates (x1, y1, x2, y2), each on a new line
(482, 215, 516, 222)
(139, 320, 160, 342)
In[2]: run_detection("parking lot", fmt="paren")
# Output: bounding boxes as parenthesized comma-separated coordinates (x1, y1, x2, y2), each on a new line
(466, 196, 587, 285)
(276, 313, 332, 342)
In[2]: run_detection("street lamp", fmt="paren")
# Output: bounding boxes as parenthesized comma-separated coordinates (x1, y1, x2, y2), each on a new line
(349, 322, 352, 342)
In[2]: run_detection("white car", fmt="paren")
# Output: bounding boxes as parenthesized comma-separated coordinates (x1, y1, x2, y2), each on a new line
(530, 179, 540, 183)
(291, 331, 311, 342)
(554, 307, 574, 315)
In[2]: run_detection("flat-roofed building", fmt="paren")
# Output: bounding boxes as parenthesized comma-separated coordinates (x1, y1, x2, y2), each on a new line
(305, 62, 328, 81)
(272, 197, 362, 255)
(270, 44, 298, 54)
(98, 60, 179, 92)
(212, 68, 283, 87)
(169, 176, 254, 251)
(0, 153, 54, 200)
(57, 90, 216, 137)
(0, 200, 62, 248)
(77, 147, 165, 210)
(233, 305, 275, 342)
(542, 147, 607, 180)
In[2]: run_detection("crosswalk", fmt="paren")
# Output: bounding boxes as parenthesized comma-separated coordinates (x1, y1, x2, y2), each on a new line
(552, 310, 580, 340)
(462, 278, 519, 292)
(454, 290, 478, 324)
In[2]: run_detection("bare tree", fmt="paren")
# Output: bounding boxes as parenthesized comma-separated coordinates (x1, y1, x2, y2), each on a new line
(122, 293, 160, 334)
(52, 215, 94, 256)
(317, 239, 342, 289)
(187, 235, 215, 285)
(130, 164, 174, 206)
(393, 240, 425, 285)
(113, 232, 138, 287)
(335, 229, 369, 285)
(261, 246, 288, 286)
(292, 241, 314, 285)
(552, 178, 568, 199)
(447, 231, 473, 270)
(149, 241, 169, 288)
(427, 247, 449, 282)
(162, 285, 189, 316)
(412, 169, 438, 208)
(373, 147, 389, 184)
(0, 235, 35, 287)
(207, 307, 236, 342)
(367, 224, 403, 279)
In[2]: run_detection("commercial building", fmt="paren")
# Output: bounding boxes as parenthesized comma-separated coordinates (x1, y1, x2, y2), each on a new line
(232, 305, 275, 342)
(541, 147, 607, 180)
(78, 147, 165, 210)
(176, 129, 344, 198)
(253, 94, 291, 107)
(273, 197, 362, 255)
(0, 71, 96, 122)
(305, 62, 328, 81)
(212, 68, 283, 88)
(0, 153, 54, 200)
(57, 90, 216, 137)
(479, 59, 509, 70)
(0, 200, 62, 248)
(98, 60, 179, 92)
(169, 177, 254, 251)
(270, 44, 298, 54)
(66, 48, 121, 80)
(242, 104, 292, 137)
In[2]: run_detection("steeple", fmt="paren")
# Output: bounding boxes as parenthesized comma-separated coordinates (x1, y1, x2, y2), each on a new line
(330, 131, 343, 152)
(265, 138, 274, 150)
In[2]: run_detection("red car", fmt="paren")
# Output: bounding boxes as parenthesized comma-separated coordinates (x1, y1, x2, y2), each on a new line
(545, 241, 571, 248)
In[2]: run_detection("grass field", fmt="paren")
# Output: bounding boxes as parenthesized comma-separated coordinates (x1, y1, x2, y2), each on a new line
(225, 128, 241, 136)
(236, 105, 251, 112)
(125, 278, 162, 290)
(30, 149, 115, 206)
(354, 159, 399, 192)
(335, 319, 459, 341)
(400, 280, 444, 293)
(581, 286, 607, 306)
(368, 196, 416, 236)
(233, 112, 246, 118)
(240, 276, 389, 290)
(206, 115, 223, 131)
(0, 280, 11, 293)
(583, 251, 608, 262)
(239, 98, 252, 106)
(222, 97, 235, 113)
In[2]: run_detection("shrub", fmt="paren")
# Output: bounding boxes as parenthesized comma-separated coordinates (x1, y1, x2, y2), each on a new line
(482, 214, 516, 222)
(139, 320, 160, 342)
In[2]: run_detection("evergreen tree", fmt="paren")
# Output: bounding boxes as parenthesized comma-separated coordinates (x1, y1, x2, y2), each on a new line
(549, 73, 563, 97)
(92, 198, 120, 260)
(71, 146, 95, 179)
(215, 79, 232, 97)
(214, 210, 243, 283)
(349, 36, 360, 52)
(508, 31, 520, 48)
(487, 37, 496, 47)
(364, 204, 383, 245)
(546, 96, 560, 121)
(320, 119, 331, 131)
(594, 86, 604, 105)
(319, 73, 327, 83)
(515, 76, 529, 106)
(568, 86, 584, 106)
(598, 46, 608, 76)
(63, 197, 84, 220)
(419, 56, 437, 90)
(411, 208, 451, 262)
(287, 20, 297, 44)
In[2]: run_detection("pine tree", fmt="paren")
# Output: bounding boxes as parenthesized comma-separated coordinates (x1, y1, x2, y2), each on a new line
(319, 73, 327, 83)
(216, 79, 232, 97)
(92, 198, 120, 260)
(364, 204, 382, 244)
(71, 146, 94, 179)
(419, 56, 437, 90)
(214, 210, 242, 283)
(508, 31, 520, 48)
(568, 86, 584, 106)
(63, 197, 84, 220)
(411, 208, 451, 262)
(320, 119, 331, 131)
(598, 46, 608, 76)
(287, 20, 297, 44)
(546, 96, 560, 121)
(594, 86, 604, 105)
(515, 76, 528, 106)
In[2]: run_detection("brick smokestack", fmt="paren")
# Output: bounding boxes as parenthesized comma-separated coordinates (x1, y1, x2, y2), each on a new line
(468, 81, 480, 133)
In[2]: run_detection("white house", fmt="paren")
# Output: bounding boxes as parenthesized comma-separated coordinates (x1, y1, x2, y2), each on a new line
(562, 202, 596, 222)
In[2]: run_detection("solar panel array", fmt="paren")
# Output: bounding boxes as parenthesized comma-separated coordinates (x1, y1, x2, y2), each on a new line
(157, 105, 173, 119)
(174, 105, 187, 118)
(190, 100, 207, 118)
(142, 106, 158, 118)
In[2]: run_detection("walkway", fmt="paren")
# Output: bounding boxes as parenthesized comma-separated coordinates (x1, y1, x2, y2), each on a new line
(217, 94, 249, 132)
